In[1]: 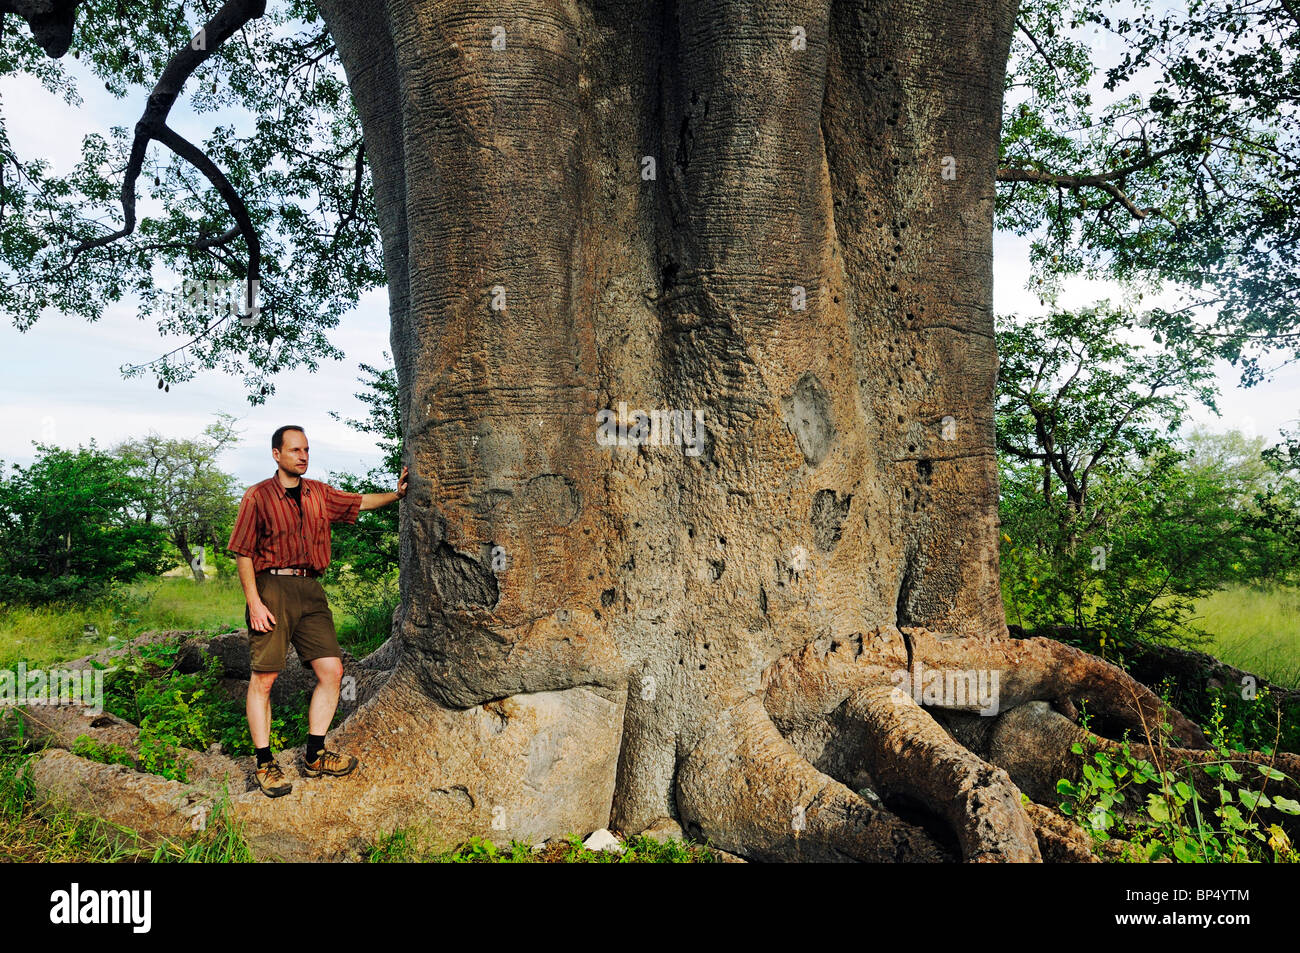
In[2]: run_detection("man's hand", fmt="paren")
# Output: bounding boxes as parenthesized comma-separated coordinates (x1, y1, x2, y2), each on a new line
(360, 466, 410, 511)
(248, 601, 277, 633)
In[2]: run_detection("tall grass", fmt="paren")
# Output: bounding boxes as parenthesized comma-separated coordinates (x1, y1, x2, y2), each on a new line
(0, 571, 389, 667)
(1190, 586, 1300, 690)
(0, 576, 246, 668)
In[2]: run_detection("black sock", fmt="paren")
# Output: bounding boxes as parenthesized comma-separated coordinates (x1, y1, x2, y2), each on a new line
(255, 746, 273, 767)
(306, 734, 326, 763)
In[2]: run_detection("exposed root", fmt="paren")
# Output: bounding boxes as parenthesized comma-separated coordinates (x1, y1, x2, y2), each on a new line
(677, 697, 951, 862)
(1, 703, 244, 790)
(954, 701, 1300, 839)
(904, 629, 1208, 748)
(836, 685, 1040, 861)
(19, 669, 627, 860)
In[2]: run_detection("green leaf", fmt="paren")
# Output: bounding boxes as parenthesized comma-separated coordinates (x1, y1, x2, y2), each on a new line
(1271, 797, 1300, 816)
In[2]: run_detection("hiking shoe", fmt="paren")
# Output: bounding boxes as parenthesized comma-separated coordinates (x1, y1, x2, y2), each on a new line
(255, 760, 293, 798)
(303, 748, 358, 778)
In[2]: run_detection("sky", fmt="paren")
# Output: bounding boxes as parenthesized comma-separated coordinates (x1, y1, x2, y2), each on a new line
(1, 23, 1296, 489)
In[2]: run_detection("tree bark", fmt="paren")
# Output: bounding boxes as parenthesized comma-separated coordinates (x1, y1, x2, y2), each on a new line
(24, 0, 1287, 862)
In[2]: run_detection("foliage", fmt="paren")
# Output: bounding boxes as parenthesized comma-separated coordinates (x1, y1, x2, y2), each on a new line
(326, 360, 403, 583)
(1056, 701, 1300, 862)
(0, 575, 246, 669)
(113, 414, 243, 579)
(994, 304, 1287, 651)
(0, 733, 253, 862)
(0, 0, 383, 401)
(102, 638, 311, 777)
(331, 567, 399, 657)
(0, 443, 170, 604)
(1002, 0, 1300, 380)
(71, 733, 136, 768)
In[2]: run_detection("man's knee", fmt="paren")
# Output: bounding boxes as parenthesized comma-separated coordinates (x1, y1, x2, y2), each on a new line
(312, 656, 344, 687)
(248, 671, 279, 695)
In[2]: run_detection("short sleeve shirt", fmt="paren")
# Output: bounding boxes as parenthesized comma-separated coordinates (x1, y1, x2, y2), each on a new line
(226, 473, 362, 573)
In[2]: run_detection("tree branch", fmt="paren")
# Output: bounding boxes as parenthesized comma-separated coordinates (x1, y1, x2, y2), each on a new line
(997, 140, 1200, 221)
(66, 0, 268, 302)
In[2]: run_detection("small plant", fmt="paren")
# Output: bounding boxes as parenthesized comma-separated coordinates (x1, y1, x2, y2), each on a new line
(1056, 699, 1300, 862)
(101, 637, 314, 780)
(363, 829, 720, 863)
(71, 734, 135, 768)
(151, 788, 254, 863)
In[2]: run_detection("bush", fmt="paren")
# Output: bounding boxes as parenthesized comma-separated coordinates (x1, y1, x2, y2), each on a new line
(330, 568, 399, 656)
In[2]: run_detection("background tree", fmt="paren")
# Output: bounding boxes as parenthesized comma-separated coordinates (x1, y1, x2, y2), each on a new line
(113, 413, 241, 581)
(0, 443, 169, 603)
(998, 306, 1300, 651)
(3, 0, 1298, 863)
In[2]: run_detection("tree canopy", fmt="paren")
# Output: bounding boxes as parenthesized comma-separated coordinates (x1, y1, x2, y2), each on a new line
(0, 0, 1298, 399)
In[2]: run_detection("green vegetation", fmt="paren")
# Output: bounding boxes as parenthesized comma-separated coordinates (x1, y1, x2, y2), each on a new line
(0, 444, 170, 605)
(100, 640, 311, 780)
(0, 734, 253, 862)
(365, 831, 719, 864)
(1, 574, 392, 670)
(114, 415, 242, 584)
(1193, 586, 1300, 690)
(1056, 701, 1300, 863)
(0, 577, 244, 669)
(997, 305, 1300, 656)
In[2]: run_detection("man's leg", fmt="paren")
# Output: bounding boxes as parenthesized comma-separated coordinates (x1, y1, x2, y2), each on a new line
(246, 572, 294, 797)
(297, 579, 358, 777)
(307, 656, 343, 736)
(247, 671, 280, 748)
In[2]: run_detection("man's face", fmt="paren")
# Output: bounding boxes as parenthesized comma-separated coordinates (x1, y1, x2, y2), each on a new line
(273, 430, 309, 477)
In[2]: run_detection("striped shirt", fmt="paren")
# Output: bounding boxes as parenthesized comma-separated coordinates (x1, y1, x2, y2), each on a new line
(226, 473, 362, 573)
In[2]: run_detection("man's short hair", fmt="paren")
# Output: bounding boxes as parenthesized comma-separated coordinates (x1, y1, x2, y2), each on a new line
(272, 425, 306, 451)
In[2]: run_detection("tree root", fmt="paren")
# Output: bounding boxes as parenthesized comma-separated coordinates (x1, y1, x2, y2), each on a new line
(836, 686, 1040, 861)
(677, 697, 951, 861)
(948, 700, 1300, 839)
(11, 623, 1287, 861)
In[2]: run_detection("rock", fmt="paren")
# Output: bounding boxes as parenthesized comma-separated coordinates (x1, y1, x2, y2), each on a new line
(582, 828, 624, 854)
(712, 848, 748, 863)
(638, 817, 683, 844)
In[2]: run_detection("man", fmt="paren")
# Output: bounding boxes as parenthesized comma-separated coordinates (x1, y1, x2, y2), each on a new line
(227, 424, 408, 797)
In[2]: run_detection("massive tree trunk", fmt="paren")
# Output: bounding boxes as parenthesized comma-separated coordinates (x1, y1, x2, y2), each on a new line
(24, 0, 1278, 861)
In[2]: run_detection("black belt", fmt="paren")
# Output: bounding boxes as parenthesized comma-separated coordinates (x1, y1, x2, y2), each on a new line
(265, 567, 320, 578)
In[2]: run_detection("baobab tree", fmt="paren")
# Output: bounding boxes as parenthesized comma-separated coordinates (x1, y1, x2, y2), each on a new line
(5, 0, 1299, 861)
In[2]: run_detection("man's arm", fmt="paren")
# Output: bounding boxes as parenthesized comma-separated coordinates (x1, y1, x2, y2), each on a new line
(237, 555, 276, 632)
(359, 465, 409, 512)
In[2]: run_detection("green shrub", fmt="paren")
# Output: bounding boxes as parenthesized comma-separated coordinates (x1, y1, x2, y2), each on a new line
(1056, 702, 1300, 862)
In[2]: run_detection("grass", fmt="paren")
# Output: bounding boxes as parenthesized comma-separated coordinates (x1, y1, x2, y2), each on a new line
(0, 731, 253, 862)
(364, 831, 720, 863)
(0, 576, 245, 669)
(1189, 586, 1300, 690)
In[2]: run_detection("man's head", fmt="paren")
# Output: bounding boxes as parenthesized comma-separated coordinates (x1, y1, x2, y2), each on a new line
(272, 425, 308, 478)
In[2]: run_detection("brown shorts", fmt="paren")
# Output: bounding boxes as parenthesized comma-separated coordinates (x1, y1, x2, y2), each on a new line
(246, 572, 342, 673)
